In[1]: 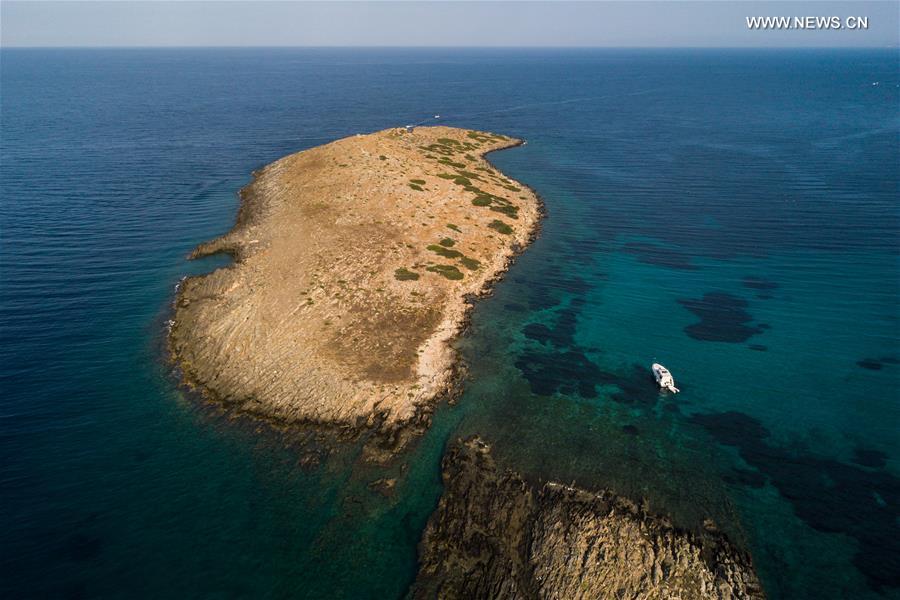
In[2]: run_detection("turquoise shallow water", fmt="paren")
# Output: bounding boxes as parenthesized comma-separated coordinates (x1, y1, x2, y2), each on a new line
(1, 49, 898, 599)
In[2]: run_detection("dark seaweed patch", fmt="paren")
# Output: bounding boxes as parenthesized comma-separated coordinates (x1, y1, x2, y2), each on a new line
(857, 357, 897, 371)
(526, 289, 559, 311)
(857, 359, 883, 371)
(522, 271, 591, 294)
(558, 276, 592, 295)
(622, 424, 640, 436)
(517, 298, 663, 403)
(691, 411, 900, 590)
(607, 363, 664, 405)
(723, 467, 767, 489)
(512, 254, 671, 409)
(512, 275, 561, 311)
(521, 298, 583, 349)
(518, 272, 593, 311)
(622, 242, 698, 270)
(566, 237, 608, 264)
(514, 349, 605, 398)
(550, 308, 578, 346)
(678, 292, 764, 343)
(515, 349, 660, 406)
(569, 237, 607, 254)
(522, 323, 554, 346)
(63, 582, 88, 600)
(742, 276, 779, 291)
(748, 344, 767, 352)
(65, 533, 102, 562)
(853, 448, 888, 469)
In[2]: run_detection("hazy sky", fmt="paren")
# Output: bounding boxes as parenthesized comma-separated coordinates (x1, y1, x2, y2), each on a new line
(2, 1, 898, 48)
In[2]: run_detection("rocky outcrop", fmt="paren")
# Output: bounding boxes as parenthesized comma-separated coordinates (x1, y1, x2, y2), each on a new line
(412, 437, 765, 600)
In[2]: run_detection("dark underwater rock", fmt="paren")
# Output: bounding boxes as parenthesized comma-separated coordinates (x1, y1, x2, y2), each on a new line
(856, 358, 883, 371)
(690, 410, 900, 591)
(852, 447, 887, 469)
(678, 292, 765, 343)
(742, 277, 779, 291)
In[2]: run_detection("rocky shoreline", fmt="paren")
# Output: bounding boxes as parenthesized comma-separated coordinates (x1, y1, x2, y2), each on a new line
(412, 437, 765, 599)
(169, 126, 542, 458)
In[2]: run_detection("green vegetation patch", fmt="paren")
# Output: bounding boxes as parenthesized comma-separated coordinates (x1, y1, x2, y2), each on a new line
(471, 196, 492, 207)
(409, 184, 424, 191)
(490, 204, 519, 218)
(488, 219, 513, 235)
(394, 268, 420, 281)
(427, 264, 464, 280)
(437, 138, 462, 146)
(504, 185, 522, 192)
(439, 237, 456, 247)
(420, 143, 458, 157)
(427, 244, 463, 259)
(379, 155, 387, 160)
(447, 223, 461, 232)
(438, 158, 467, 169)
(409, 179, 426, 185)
(455, 170, 483, 181)
(459, 257, 481, 270)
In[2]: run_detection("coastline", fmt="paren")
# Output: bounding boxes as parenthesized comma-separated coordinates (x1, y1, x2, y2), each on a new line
(168, 126, 543, 458)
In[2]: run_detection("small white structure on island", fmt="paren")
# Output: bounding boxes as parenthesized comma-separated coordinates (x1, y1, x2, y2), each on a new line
(405, 115, 440, 133)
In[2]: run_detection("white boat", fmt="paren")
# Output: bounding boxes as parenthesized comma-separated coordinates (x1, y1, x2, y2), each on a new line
(652, 363, 680, 393)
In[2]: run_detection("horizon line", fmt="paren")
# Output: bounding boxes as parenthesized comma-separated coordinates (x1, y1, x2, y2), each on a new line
(3, 45, 898, 50)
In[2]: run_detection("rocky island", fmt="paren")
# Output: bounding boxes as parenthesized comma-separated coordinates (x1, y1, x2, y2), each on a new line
(412, 437, 765, 600)
(169, 127, 541, 451)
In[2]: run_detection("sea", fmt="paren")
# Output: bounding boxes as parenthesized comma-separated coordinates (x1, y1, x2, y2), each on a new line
(1, 48, 898, 599)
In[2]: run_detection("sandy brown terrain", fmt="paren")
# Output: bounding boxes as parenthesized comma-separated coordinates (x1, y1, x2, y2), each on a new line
(169, 126, 541, 447)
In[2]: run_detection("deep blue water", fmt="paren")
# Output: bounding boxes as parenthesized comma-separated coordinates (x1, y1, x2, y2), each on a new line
(2, 48, 898, 599)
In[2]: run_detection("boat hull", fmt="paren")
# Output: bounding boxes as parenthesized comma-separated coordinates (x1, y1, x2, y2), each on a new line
(651, 363, 679, 393)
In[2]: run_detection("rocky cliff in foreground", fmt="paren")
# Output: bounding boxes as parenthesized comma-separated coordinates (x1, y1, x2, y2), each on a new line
(412, 437, 765, 600)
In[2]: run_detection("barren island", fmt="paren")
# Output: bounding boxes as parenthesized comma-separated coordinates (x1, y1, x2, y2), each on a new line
(170, 127, 541, 448)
